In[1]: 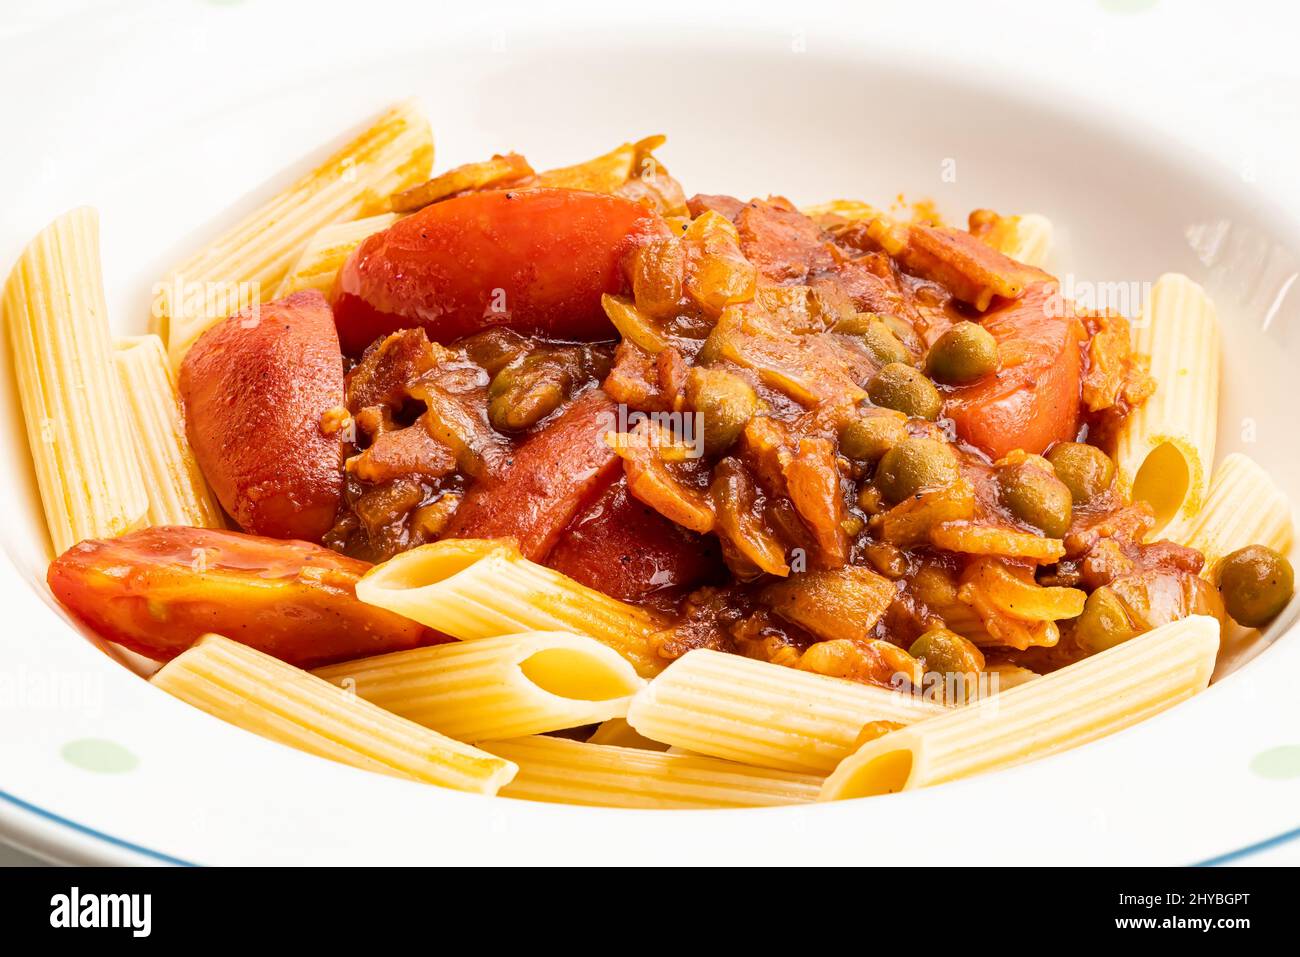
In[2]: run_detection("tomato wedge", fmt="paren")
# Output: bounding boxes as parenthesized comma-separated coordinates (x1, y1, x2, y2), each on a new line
(945, 283, 1085, 459)
(47, 526, 442, 667)
(331, 188, 667, 355)
(547, 474, 723, 601)
(442, 389, 622, 560)
(179, 290, 345, 543)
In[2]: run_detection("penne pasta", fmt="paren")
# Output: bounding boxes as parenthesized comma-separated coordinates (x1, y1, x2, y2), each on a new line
(114, 335, 224, 528)
(3, 207, 149, 555)
(800, 199, 878, 222)
(625, 648, 947, 774)
(994, 213, 1053, 268)
(1115, 273, 1220, 536)
(984, 662, 1041, 692)
(158, 100, 432, 366)
(586, 718, 672, 752)
(1178, 452, 1294, 577)
(273, 212, 401, 299)
(820, 615, 1220, 800)
(481, 736, 823, 809)
(312, 631, 643, 741)
(22, 111, 1297, 820)
(152, 634, 516, 795)
(355, 539, 667, 677)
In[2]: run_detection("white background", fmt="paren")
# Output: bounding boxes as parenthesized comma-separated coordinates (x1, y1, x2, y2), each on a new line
(3, 0, 1299, 224)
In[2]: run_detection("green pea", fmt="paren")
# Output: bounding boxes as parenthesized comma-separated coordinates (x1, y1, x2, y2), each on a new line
(1046, 442, 1116, 504)
(867, 362, 943, 420)
(830, 314, 874, 336)
(1217, 545, 1294, 627)
(909, 626, 986, 676)
(836, 315, 912, 368)
(924, 321, 999, 385)
(874, 437, 959, 505)
(1073, 586, 1139, 654)
(487, 366, 562, 431)
(839, 410, 907, 462)
(487, 350, 580, 432)
(997, 461, 1073, 537)
(685, 367, 757, 456)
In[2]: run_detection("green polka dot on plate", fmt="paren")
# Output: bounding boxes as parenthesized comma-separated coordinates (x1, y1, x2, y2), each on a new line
(60, 738, 139, 774)
(1250, 745, 1300, 781)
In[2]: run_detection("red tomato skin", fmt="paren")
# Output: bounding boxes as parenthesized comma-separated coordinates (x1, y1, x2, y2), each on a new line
(179, 291, 345, 543)
(443, 389, 622, 560)
(945, 283, 1084, 459)
(547, 475, 723, 601)
(331, 189, 667, 355)
(46, 526, 446, 668)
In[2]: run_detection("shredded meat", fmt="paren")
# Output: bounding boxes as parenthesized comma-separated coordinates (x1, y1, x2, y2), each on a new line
(648, 585, 750, 660)
(603, 342, 687, 412)
(880, 221, 1049, 310)
(346, 329, 445, 410)
(1080, 309, 1156, 447)
(709, 457, 789, 579)
(348, 417, 458, 484)
(762, 565, 897, 643)
(687, 193, 746, 221)
(735, 197, 836, 283)
(322, 188, 1189, 687)
(783, 437, 848, 567)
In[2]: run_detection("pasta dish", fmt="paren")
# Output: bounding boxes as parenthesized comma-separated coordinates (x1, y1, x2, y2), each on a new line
(4, 101, 1294, 807)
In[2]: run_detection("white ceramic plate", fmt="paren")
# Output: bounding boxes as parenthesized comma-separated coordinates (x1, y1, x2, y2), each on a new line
(2, 1, 1299, 865)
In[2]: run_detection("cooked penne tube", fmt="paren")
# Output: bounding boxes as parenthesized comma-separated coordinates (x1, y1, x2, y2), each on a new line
(159, 100, 432, 365)
(820, 615, 1220, 801)
(995, 213, 1053, 268)
(625, 649, 947, 774)
(152, 634, 516, 795)
(114, 335, 224, 528)
(481, 736, 823, 809)
(800, 199, 878, 222)
(3, 207, 149, 554)
(274, 212, 401, 298)
(312, 631, 643, 741)
(587, 718, 671, 751)
(1179, 453, 1295, 577)
(984, 662, 1041, 692)
(356, 539, 667, 677)
(1115, 274, 1220, 535)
